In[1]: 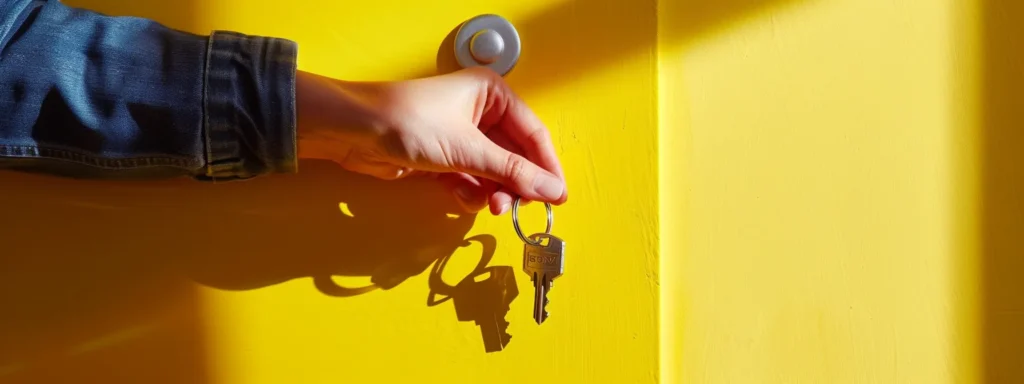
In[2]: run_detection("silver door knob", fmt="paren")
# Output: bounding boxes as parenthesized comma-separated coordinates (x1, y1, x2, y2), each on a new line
(454, 14, 521, 76)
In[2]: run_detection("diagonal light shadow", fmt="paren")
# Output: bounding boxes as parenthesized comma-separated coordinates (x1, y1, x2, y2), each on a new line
(0, 0, 807, 382)
(432, 0, 807, 98)
(0, 3, 210, 384)
(661, 0, 807, 48)
(979, 0, 1024, 382)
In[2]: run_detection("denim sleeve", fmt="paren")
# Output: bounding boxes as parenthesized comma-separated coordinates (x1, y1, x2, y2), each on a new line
(0, 0, 298, 181)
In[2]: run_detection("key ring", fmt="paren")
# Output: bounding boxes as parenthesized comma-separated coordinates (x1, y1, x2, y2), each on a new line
(511, 196, 553, 246)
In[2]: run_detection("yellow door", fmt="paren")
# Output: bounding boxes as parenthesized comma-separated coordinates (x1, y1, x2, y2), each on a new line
(0, 0, 658, 383)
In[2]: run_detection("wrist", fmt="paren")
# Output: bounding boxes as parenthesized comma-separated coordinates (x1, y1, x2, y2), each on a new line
(295, 71, 386, 162)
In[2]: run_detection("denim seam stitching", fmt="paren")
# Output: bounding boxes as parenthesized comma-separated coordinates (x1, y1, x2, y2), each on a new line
(0, 144, 197, 169)
(286, 42, 298, 173)
(202, 33, 215, 179)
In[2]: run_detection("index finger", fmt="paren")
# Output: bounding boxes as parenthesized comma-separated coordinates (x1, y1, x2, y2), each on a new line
(494, 85, 566, 183)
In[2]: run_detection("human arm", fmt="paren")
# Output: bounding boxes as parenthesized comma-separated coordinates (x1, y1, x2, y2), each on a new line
(294, 67, 568, 214)
(0, 0, 567, 213)
(0, 0, 296, 181)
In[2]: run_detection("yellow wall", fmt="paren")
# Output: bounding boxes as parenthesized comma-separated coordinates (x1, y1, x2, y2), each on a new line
(661, 0, 1024, 383)
(0, 0, 658, 383)
(5, 0, 1022, 383)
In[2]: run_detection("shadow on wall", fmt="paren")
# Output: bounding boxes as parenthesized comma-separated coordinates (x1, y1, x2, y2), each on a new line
(430, 0, 662, 94)
(434, 0, 800, 97)
(981, 0, 1024, 382)
(0, 3, 206, 384)
(661, 0, 804, 46)
(427, 238, 521, 353)
(0, 159, 495, 382)
(0, 2, 488, 381)
(0, 0, 810, 381)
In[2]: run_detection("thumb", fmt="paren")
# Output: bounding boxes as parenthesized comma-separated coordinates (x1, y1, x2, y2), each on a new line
(456, 135, 566, 204)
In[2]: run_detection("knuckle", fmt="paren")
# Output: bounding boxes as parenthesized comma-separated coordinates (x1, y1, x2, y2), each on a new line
(503, 153, 529, 184)
(438, 138, 460, 169)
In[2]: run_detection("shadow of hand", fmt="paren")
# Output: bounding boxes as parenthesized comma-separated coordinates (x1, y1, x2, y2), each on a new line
(0, 159, 477, 297)
(0, 159, 485, 380)
(155, 160, 477, 295)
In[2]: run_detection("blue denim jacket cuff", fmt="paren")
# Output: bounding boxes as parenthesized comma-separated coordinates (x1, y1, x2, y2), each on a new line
(202, 31, 298, 181)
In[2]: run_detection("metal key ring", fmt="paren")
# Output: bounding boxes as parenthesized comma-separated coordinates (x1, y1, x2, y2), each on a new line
(511, 197, 553, 246)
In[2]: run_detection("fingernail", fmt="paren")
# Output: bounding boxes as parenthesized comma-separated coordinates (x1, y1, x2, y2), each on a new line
(498, 202, 511, 215)
(532, 173, 565, 201)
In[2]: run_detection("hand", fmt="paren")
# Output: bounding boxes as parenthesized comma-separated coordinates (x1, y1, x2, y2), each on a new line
(294, 67, 567, 215)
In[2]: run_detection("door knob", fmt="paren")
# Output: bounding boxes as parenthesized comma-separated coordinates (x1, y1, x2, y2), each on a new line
(454, 14, 521, 76)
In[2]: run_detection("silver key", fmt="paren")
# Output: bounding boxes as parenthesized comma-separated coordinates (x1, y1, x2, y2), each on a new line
(522, 233, 565, 324)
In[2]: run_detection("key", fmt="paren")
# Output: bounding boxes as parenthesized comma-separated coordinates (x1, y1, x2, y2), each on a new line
(523, 233, 565, 324)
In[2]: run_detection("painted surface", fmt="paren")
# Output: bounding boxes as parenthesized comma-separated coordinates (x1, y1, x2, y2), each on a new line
(0, 0, 658, 383)
(661, 0, 1023, 382)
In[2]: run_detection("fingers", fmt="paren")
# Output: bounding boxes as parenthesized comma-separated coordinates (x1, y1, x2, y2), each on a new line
(458, 134, 566, 205)
(438, 172, 492, 213)
(395, 67, 568, 214)
(482, 128, 519, 214)
(489, 186, 514, 215)
(439, 171, 512, 216)
(482, 125, 552, 214)
(493, 82, 566, 182)
(477, 76, 566, 211)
